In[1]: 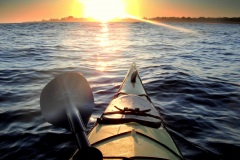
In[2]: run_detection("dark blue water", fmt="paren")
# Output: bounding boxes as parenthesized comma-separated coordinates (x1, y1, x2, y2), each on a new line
(0, 22, 240, 160)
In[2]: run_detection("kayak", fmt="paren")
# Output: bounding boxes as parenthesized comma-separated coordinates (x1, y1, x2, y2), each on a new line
(40, 62, 184, 160)
(70, 62, 184, 160)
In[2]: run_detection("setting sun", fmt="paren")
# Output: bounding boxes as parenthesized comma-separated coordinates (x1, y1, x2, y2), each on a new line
(79, 0, 127, 22)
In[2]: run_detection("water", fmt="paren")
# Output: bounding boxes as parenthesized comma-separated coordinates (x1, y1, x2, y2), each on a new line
(0, 22, 240, 160)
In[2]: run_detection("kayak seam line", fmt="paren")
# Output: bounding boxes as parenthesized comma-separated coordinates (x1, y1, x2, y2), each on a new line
(91, 130, 183, 160)
(91, 130, 132, 146)
(136, 132, 184, 160)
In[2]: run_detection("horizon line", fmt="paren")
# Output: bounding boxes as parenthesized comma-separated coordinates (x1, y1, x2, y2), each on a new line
(1, 16, 240, 24)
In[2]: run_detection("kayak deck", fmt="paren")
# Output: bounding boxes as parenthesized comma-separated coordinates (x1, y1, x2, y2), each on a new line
(71, 62, 184, 160)
(97, 95, 162, 128)
(117, 62, 147, 96)
(89, 123, 183, 160)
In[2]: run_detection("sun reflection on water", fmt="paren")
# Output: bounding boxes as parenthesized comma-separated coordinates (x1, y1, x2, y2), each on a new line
(95, 22, 110, 72)
(96, 61, 107, 71)
(96, 22, 111, 72)
(94, 21, 130, 72)
(98, 23, 110, 47)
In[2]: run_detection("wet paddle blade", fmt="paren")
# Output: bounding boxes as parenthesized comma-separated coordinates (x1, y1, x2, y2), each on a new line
(40, 72, 94, 130)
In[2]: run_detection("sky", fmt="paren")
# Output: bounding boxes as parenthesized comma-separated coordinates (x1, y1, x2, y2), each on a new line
(0, 0, 240, 23)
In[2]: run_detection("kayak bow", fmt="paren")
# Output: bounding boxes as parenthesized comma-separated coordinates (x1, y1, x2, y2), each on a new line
(72, 62, 184, 160)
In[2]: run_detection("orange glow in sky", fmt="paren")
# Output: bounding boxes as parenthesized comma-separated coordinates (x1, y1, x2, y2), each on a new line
(0, 0, 239, 23)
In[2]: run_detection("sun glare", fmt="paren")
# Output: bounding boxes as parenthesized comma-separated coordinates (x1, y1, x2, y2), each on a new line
(79, 0, 127, 22)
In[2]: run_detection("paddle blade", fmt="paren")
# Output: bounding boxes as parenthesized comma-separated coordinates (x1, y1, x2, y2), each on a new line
(40, 72, 94, 130)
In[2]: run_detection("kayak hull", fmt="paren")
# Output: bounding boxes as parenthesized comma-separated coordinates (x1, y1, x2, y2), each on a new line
(71, 62, 183, 160)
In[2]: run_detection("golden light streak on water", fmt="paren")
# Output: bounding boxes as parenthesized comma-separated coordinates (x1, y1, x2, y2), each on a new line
(129, 15, 196, 34)
(95, 23, 110, 72)
(96, 61, 107, 71)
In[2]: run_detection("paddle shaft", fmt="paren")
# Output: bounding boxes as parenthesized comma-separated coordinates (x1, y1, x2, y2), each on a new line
(66, 105, 90, 149)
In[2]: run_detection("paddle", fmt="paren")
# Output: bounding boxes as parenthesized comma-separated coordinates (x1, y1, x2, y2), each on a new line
(40, 72, 102, 159)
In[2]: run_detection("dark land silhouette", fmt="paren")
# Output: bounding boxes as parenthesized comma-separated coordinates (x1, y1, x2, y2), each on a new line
(39, 16, 139, 23)
(31, 16, 240, 24)
(148, 16, 240, 24)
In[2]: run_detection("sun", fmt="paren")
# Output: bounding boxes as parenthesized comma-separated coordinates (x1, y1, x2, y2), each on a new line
(79, 0, 127, 22)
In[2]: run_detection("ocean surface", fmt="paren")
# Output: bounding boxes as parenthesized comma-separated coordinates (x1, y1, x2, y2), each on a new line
(0, 22, 240, 160)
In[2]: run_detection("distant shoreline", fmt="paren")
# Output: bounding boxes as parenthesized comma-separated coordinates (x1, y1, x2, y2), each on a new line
(148, 17, 240, 24)
(2, 16, 240, 24)
(36, 16, 240, 24)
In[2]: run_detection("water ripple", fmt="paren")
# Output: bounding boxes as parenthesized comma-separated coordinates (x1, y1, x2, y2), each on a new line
(0, 22, 240, 160)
